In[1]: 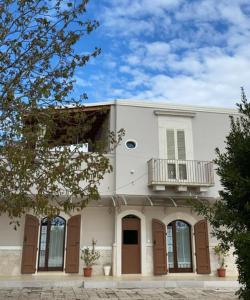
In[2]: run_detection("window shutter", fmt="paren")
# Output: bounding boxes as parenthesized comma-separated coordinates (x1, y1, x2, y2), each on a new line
(152, 219, 167, 275)
(65, 215, 81, 273)
(194, 220, 211, 274)
(177, 130, 186, 160)
(166, 130, 175, 159)
(21, 215, 39, 274)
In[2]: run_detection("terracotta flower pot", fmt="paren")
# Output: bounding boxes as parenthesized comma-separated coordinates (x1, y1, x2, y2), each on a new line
(217, 268, 226, 277)
(83, 267, 92, 277)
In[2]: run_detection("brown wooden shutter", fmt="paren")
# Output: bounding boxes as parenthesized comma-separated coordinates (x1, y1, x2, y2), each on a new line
(194, 219, 211, 274)
(65, 215, 81, 273)
(21, 215, 39, 274)
(152, 219, 167, 275)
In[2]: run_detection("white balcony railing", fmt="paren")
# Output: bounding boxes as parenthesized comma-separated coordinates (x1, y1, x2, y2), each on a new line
(148, 159, 214, 187)
(50, 143, 89, 152)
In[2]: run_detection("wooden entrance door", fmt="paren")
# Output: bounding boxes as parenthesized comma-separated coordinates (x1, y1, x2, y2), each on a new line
(38, 216, 66, 271)
(122, 215, 141, 274)
(194, 220, 211, 274)
(152, 219, 167, 275)
(21, 215, 39, 274)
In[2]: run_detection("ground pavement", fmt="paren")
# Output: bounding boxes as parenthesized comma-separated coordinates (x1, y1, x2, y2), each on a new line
(0, 287, 238, 299)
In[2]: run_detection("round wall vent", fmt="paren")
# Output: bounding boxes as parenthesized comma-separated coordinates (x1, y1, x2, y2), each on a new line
(125, 140, 137, 149)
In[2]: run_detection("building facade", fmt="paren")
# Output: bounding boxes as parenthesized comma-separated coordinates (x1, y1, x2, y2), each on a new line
(0, 100, 239, 277)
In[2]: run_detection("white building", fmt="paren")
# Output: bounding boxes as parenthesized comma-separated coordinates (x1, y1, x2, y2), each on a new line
(0, 100, 238, 277)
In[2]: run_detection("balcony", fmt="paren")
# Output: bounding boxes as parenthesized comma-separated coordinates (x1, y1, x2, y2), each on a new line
(148, 159, 214, 191)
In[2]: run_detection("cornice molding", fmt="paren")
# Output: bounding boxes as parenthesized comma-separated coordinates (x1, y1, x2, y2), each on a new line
(84, 100, 238, 115)
(154, 109, 196, 118)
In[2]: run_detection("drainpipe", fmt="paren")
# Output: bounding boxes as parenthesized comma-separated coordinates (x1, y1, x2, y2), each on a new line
(114, 99, 118, 198)
(112, 100, 118, 276)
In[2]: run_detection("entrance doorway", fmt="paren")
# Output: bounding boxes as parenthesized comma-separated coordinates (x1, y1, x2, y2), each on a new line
(38, 216, 66, 271)
(167, 220, 192, 272)
(122, 215, 141, 274)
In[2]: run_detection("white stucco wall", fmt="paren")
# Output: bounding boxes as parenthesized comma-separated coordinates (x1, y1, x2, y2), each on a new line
(110, 205, 238, 277)
(0, 206, 238, 277)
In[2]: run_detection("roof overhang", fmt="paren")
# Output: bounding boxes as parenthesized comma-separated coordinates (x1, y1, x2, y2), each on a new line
(87, 194, 212, 208)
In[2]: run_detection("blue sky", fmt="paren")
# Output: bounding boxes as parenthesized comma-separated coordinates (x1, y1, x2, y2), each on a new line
(73, 0, 250, 107)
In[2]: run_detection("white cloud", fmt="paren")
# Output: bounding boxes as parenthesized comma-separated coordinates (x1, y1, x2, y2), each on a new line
(127, 55, 142, 66)
(123, 41, 171, 71)
(117, 50, 250, 106)
(145, 42, 170, 57)
(75, 76, 91, 87)
(100, 0, 181, 37)
(119, 65, 131, 73)
(167, 53, 204, 75)
(88, 0, 250, 107)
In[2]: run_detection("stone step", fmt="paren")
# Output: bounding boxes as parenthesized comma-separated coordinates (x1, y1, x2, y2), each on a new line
(0, 276, 240, 289)
(83, 279, 240, 289)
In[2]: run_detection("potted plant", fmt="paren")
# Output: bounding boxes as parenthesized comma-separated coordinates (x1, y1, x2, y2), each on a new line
(81, 240, 100, 277)
(214, 244, 228, 277)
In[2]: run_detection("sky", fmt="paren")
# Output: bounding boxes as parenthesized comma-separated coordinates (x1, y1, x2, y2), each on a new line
(73, 0, 250, 108)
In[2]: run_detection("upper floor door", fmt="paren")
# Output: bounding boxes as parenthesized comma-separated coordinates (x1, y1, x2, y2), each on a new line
(158, 116, 194, 161)
(158, 116, 194, 183)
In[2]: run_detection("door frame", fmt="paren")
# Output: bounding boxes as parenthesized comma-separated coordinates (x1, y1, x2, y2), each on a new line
(37, 216, 66, 272)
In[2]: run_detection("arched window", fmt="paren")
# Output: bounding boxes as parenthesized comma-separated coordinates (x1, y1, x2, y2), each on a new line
(38, 216, 66, 271)
(167, 220, 192, 272)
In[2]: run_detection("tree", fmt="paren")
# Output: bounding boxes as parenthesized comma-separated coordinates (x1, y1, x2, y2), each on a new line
(194, 88, 250, 299)
(0, 0, 124, 226)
